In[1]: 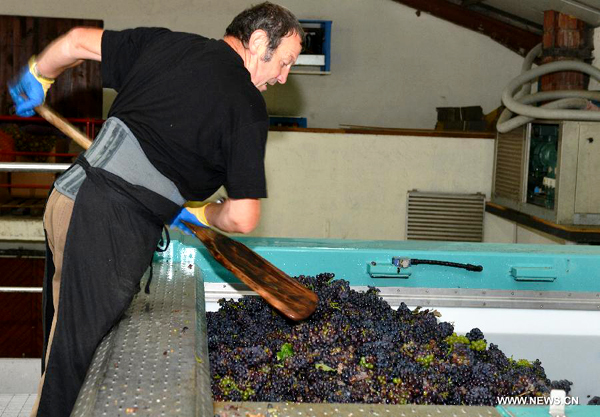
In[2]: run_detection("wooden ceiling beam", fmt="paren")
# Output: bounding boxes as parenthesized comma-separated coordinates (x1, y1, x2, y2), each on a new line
(461, 0, 485, 7)
(391, 0, 541, 57)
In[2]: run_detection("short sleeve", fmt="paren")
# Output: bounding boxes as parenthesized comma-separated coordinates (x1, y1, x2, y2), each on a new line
(223, 121, 269, 199)
(101, 28, 170, 91)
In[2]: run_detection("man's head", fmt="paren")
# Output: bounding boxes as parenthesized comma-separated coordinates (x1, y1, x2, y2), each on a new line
(225, 2, 304, 91)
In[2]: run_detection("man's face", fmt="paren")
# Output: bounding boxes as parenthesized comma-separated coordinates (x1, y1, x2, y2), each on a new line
(252, 33, 302, 92)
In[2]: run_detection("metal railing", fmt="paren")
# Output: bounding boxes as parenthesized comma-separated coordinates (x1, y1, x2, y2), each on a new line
(0, 114, 104, 140)
(0, 162, 70, 173)
(0, 287, 42, 293)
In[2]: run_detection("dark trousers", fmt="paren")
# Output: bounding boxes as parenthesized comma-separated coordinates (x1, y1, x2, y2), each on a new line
(34, 158, 179, 417)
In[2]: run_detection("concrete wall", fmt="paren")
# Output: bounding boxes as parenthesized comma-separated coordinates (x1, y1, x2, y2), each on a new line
(255, 131, 495, 240)
(0, 359, 39, 393)
(484, 216, 566, 245)
(0, 129, 562, 245)
(192, 129, 558, 246)
(1, 0, 524, 129)
(254, 131, 562, 244)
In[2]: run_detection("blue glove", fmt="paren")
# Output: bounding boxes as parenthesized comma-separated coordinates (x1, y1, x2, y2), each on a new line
(169, 207, 209, 235)
(8, 56, 54, 117)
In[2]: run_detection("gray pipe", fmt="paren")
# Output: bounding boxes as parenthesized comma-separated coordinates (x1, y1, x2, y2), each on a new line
(497, 90, 600, 132)
(502, 60, 600, 121)
(515, 43, 543, 101)
(497, 98, 588, 133)
(497, 51, 600, 133)
(496, 43, 543, 132)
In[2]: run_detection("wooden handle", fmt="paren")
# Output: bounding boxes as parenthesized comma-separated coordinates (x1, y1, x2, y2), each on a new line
(35, 104, 93, 150)
(186, 223, 318, 321)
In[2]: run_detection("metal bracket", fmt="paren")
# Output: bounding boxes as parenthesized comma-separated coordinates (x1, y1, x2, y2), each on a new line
(368, 259, 412, 278)
(511, 265, 556, 282)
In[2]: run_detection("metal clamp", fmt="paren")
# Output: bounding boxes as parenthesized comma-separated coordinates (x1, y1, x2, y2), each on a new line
(367, 260, 411, 279)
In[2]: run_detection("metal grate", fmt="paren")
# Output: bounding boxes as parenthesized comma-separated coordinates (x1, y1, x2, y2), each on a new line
(406, 191, 485, 242)
(494, 127, 525, 200)
(71, 261, 211, 417)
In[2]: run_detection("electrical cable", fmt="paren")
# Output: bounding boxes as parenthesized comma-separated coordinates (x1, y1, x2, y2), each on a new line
(410, 258, 483, 272)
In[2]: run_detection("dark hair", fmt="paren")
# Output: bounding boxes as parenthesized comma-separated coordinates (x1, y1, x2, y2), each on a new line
(225, 2, 304, 60)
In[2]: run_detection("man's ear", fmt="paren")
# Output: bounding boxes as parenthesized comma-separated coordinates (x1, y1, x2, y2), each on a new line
(248, 29, 269, 57)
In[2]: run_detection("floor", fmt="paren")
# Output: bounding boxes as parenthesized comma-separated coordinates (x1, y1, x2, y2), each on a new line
(0, 395, 35, 417)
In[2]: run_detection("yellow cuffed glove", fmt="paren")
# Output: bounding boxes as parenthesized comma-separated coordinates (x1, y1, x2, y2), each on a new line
(185, 204, 210, 227)
(169, 204, 209, 235)
(8, 55, 55, 117)
(28, 56, 55, 95)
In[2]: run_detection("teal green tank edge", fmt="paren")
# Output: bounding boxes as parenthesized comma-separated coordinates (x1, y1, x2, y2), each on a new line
(154, 233, 600, 292)
(496, 405, 599, 416)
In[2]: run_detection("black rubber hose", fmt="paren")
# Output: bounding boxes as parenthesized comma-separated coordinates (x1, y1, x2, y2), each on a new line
(410, 259, 483, 272)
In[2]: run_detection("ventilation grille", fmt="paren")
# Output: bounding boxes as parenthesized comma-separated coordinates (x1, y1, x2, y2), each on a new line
(494, 128, 525, 200)
(406, 191, 485, 242)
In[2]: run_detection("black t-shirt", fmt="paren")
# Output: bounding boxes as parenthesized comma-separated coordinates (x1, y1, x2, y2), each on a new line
(101, 28, 268, 201)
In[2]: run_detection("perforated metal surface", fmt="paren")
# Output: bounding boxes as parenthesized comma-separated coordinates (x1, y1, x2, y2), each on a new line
(71, 330, 117, 415)
(195, 259, 213, 417)
(72, 260, 210, 416)
(213, 402, 502, 417)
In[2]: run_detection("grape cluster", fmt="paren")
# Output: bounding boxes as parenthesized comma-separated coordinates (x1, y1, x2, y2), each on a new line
(206, 273, 572, 405)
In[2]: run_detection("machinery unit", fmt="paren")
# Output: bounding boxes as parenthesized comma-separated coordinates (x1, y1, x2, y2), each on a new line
(492, 120, 600, 225)
(71, 235, 600, 416)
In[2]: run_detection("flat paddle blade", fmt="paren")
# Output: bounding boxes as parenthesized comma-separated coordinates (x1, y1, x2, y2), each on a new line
(185, 223, 318, 321)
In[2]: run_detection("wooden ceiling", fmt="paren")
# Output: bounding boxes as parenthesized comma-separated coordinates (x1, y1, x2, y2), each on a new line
(391, 0, 599, 57)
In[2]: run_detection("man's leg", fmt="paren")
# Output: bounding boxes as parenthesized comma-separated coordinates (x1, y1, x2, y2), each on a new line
(30, 190, 74, 417)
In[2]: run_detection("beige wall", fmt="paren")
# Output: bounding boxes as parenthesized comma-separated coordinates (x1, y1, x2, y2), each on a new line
(1, 0, 563, 244)
(484, 215, 565, 245)
(251, 131, 561, 244)
(0, 129, 562, 244)
(2, 0, 524, 129)
(259, 131, 496, 240)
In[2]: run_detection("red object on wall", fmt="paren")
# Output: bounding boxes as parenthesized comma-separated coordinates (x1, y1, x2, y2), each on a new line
(540, 10, 590, 92)
(0, 130, 15, 162)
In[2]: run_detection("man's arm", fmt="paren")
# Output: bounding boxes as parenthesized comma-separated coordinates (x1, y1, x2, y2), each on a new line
(36, 27, 104, 79)
(204, 198, 261, 234)
(9, 27, 104, 117)
(174, 198, 260, 235)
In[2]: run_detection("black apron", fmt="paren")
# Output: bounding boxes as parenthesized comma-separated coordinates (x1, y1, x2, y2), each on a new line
(38, 156, 180, 416)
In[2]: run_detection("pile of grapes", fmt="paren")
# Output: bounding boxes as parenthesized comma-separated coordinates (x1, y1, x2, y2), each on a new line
(207, 273, 571, 405)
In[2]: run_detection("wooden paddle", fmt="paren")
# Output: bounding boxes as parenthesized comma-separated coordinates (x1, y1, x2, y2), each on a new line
(36, 104, 93, 150)
(35, 104, 319, 321)
(184, 223, 318, 321)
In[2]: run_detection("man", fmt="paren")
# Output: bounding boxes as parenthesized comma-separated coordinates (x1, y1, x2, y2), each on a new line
(8, 3, 303, 416)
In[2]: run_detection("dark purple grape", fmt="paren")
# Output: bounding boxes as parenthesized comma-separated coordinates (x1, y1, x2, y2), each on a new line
(206, 273, 565, 406)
